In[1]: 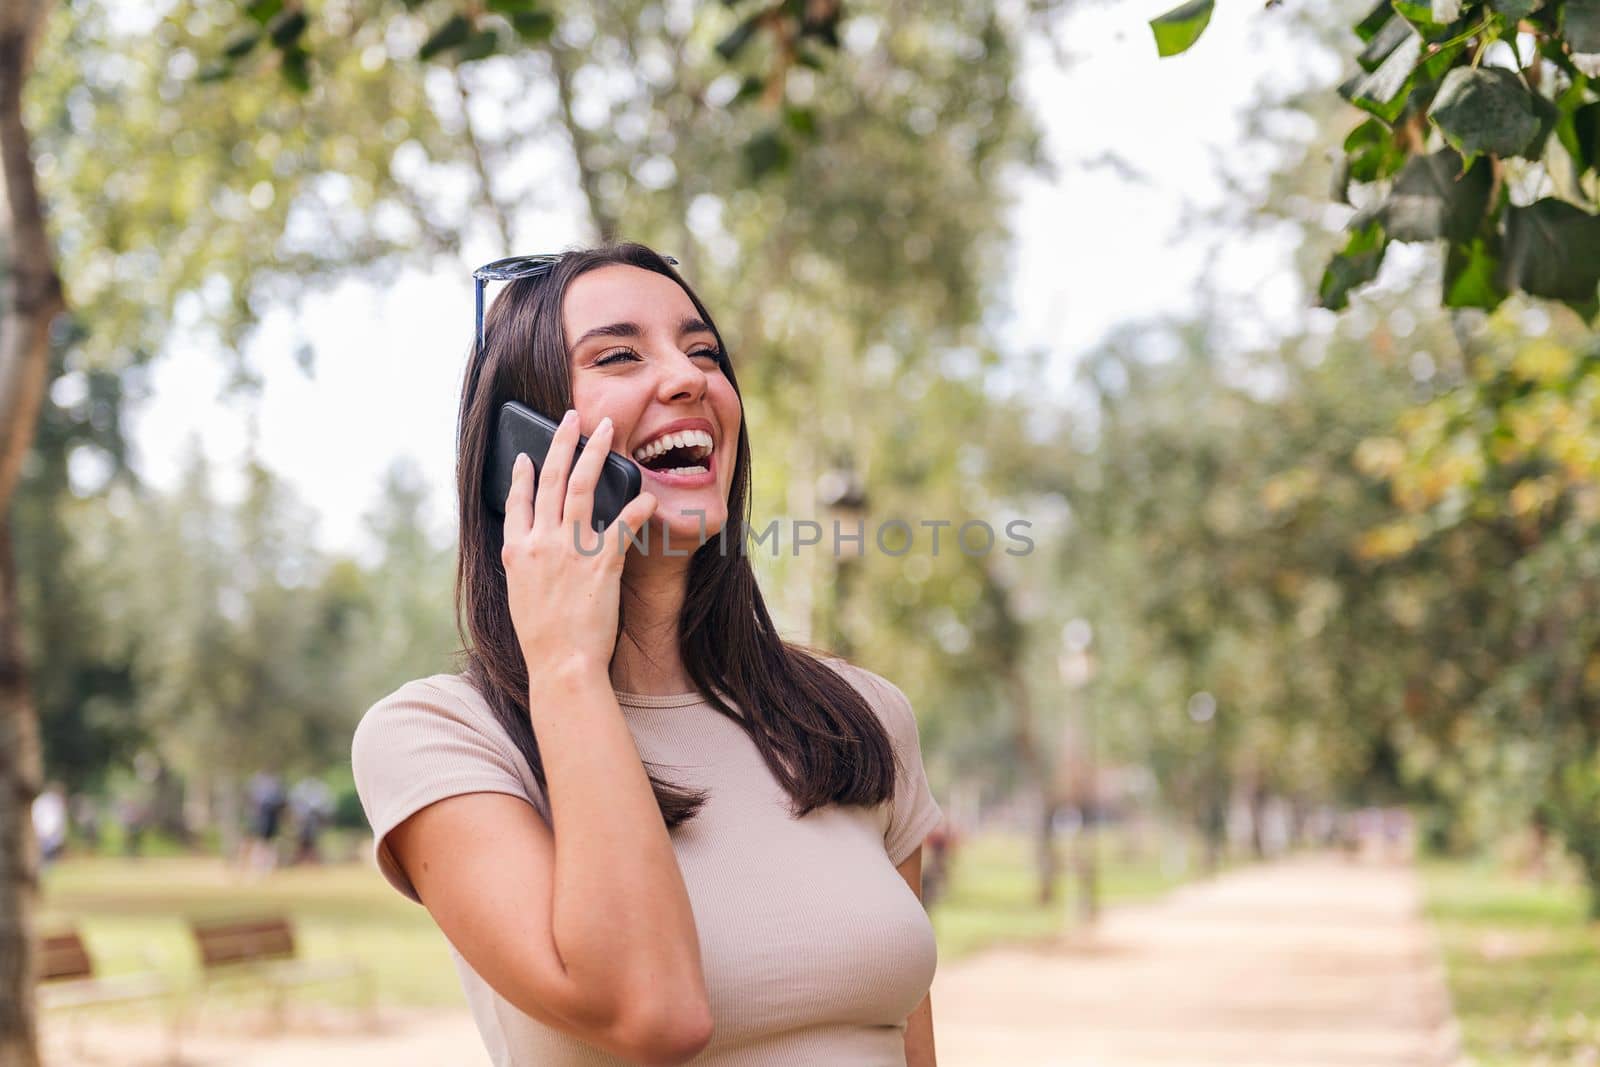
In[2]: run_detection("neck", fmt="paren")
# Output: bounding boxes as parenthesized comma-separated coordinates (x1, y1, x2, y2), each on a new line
(610, 533, 694, 695)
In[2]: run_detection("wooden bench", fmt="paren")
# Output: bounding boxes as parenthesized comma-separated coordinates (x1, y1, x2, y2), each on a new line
(38, 929, 181, 1056)
(188, 915, 376, 1026)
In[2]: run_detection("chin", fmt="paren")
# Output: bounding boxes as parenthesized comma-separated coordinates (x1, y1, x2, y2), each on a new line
(653, 504, 728, 552)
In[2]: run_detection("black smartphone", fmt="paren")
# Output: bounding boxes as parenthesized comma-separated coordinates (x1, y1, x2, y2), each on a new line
(483, 401, 643, 532)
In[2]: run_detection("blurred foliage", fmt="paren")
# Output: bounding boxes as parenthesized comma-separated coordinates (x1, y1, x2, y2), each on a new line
(29, 0, 476, 387)
(20, 0, 1053, 838)
(22, 0, 1600, 926)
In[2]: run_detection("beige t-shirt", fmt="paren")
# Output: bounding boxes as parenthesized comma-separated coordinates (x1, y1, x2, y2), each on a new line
(349, 659, 943, 1066)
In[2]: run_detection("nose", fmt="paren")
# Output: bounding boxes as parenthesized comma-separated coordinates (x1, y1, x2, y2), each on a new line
(656, 346, 708, 404)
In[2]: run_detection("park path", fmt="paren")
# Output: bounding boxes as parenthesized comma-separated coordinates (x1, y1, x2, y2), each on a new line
(930, 854, 1463, 1067)
(47, 855, 1462, 1067)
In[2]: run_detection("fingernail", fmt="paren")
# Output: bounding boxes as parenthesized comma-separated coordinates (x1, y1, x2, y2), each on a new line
(514, 452, 529, 472)
(562, 409, 577, 425)
(599, 416, 612, 432)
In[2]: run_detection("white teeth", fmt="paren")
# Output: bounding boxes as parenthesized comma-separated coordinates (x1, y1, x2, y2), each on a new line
(631, 428, 713, 464)
(658, 465, 709, 476)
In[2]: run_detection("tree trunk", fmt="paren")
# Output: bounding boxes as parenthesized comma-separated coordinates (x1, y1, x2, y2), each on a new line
(1003, 666, 1060, 906)
(0, 4, 66, 1063)
(0, 520, 42, 1067)
(1035, 800, 1059, 906)
(1071, 805, 1098, 925)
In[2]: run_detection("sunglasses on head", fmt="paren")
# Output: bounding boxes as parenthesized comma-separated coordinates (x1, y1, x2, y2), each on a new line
(471, 252, 681, 352)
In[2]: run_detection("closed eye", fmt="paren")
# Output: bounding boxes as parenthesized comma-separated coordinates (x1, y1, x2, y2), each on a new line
(596, 347, 725, 367)
(595, 347, 641, 367)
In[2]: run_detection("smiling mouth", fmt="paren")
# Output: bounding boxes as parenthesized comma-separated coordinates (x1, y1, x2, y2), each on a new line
(631, 429, 714, 475)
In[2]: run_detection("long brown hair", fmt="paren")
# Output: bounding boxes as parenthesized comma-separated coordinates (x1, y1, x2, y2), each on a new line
(452, 243, 898, 828)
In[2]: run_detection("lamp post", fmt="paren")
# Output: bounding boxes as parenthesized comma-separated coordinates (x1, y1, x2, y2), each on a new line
(1058, 619, 1098, 926)
(817, 456, 868, 658)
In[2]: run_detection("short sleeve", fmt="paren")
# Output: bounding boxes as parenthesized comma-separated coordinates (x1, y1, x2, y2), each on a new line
(840, 665, 943, 866)
(350, 677, 537, 904)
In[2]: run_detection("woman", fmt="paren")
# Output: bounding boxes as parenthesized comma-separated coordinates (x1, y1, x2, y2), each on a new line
(351, 243, 943, 1066)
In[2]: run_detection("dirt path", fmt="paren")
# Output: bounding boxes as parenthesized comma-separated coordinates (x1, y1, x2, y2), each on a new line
(930, 855, 1463, 1067)
(48, 855, 1461, 1066)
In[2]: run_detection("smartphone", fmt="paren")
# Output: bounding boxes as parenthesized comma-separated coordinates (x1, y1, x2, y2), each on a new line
(483, 401, 643, 532)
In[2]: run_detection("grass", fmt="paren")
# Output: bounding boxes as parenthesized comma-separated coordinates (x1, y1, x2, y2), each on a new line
(932, 830, 1188, 961)
(38, 827, 1190, 1021)
(1423, 857, 1600, 1066)
(39, 854, 464, 1014)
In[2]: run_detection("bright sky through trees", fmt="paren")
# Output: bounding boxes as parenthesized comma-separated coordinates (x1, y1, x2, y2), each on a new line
(120, 1, 1342, 558)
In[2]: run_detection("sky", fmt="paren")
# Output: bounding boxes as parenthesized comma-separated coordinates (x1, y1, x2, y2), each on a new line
(118, 1, 1351, 560)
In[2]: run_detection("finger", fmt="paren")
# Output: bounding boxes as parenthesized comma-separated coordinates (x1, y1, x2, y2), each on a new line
(532, 409, 579, 536)
(564, 416, 613, 535)
(503, 452, 534, 542)
(609, 491, 659, 557)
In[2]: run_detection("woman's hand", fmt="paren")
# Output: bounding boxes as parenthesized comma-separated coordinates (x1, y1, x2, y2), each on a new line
(502, 409, 658, 677)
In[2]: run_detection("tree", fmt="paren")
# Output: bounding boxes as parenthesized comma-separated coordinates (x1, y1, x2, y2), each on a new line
(15, 330, 144, 794)
(0, 3, 67, 1061)
(1153, 0, 1600, 320)
(2, 2, 1059, 1058)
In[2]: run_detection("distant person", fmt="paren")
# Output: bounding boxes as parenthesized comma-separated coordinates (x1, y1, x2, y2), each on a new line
(246, 772, 288, 872)
(352, 245, 944, 1066)
(289, 776, 333, 865)
(69, 792, 101, 851)
(32, 782, 67, 867)
(922, 811, 960, 910)
(115, 793, 148, 857)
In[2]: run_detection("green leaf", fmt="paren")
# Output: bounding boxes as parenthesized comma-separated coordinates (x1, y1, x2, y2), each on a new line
(1358, 17, 1414, 72)
(1393, 0, 1469, 38)
(419, 14, 472, 61)
(1443, 235, 1506, 308)
(1331, 154, 1354, 205)
(1149, 0, 1215, 57)
(1344, 118, 1409, 182)
(485, 0, 539, 12)
(511, 11, 555, 41)
(1489, 0, 1542, 18)
(1428, 66, 1543, 159)
(1318, 218, 1389, 309)
(1339, 33, 1423, 123)
(783, 106, 817, 136)
(716, 14, 764, 61)
(267, 10, 308, 48)
(1566, 0, 1600, 53)
(1382, 148, 1492, 241)
(197, 62, 233, 83)
(1568, 100, 1600, 175)
(731, 75, 764, 107)
(1497, 198, 1600, 302)
(223, 31, 261, 59)
(794, 44, 829, 70)
(743, 126, 792, 180)
(1525, 91, 1561, 160)
(245, 0, 283, 26)
(1355, 0, 1396, 42)
(280, 47, 310, 93)
(456, 28, 500, 62)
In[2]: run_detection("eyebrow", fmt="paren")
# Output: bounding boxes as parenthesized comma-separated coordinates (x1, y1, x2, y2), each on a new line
(573, 317, 716, 349)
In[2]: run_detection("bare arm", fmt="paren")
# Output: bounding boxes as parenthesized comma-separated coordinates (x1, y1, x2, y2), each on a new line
(897, 846, 938, 1067)
(387, 415, 710, 1065)
(386, 671, 711, 1065)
